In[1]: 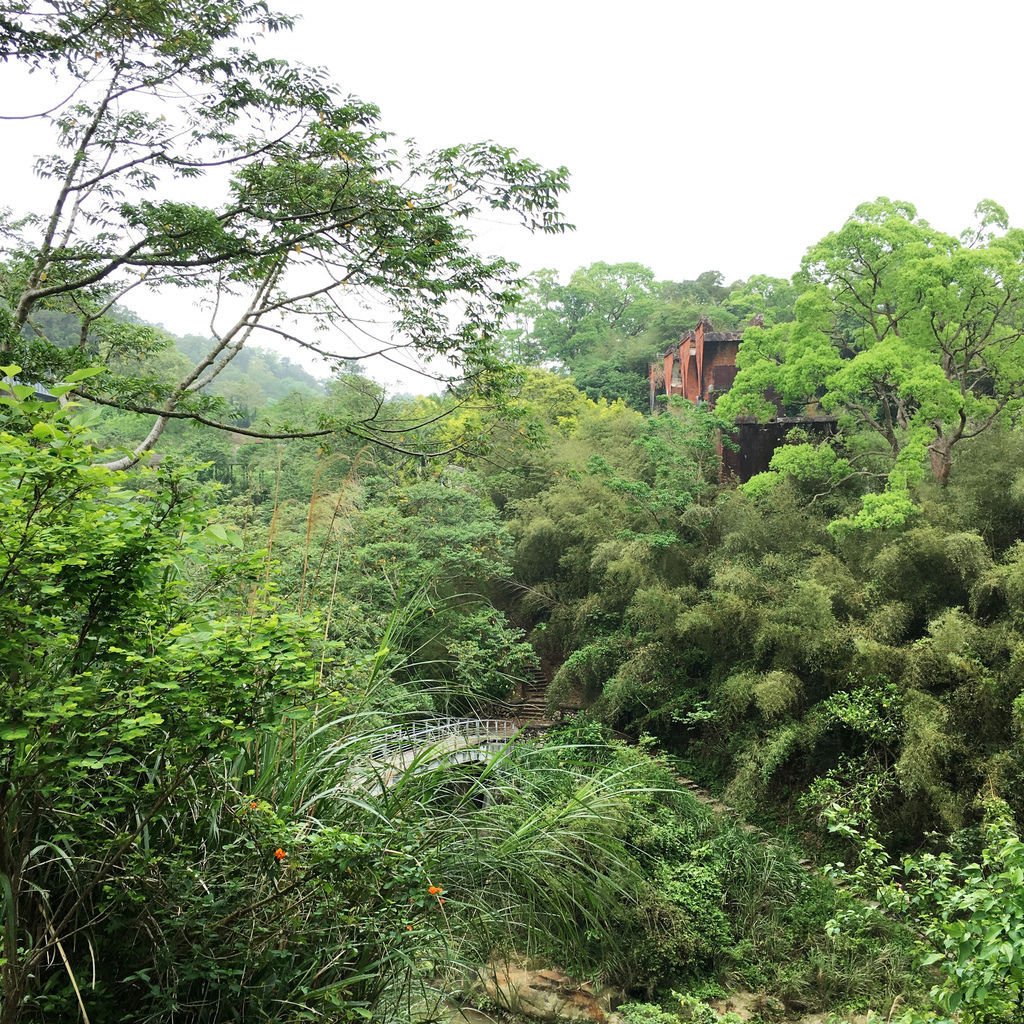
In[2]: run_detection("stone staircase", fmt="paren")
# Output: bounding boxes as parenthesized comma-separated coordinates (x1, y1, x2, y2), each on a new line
(494, 665, 586, 728)
(512, 667, 552, 725)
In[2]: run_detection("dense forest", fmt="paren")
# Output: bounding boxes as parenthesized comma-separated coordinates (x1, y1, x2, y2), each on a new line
(3, 4, 1024, 1024)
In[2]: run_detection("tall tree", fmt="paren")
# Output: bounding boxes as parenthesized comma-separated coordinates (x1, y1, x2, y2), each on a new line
(0, 0, 570, 466)
(718, 199, 1024, 522)
(517, 262, 660, 364)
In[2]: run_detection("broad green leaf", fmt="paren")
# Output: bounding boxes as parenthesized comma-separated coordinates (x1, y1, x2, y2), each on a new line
(63, 366, 106, 382)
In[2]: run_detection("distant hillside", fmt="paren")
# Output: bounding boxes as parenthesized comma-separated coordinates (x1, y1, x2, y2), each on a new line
(25, 306, 324, 417)
(173, 333, 323, 405)
(169, 331, 324, 425)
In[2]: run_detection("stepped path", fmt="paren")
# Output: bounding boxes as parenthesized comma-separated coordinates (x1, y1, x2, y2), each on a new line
(495, 666, 584, 727)
(509, 667, 552, 725)
(503, 668, 794, 845)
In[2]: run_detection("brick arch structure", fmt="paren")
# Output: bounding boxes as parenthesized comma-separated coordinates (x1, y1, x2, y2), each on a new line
(649, 318, 837, 482)
(652, 317, 741, 408)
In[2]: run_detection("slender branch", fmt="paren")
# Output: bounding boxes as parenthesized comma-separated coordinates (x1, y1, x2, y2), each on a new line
(15, 61, 124, 330)
(0, 79, 90, 120)
(209, 874, 314, 933)
(75, 389, 471, 457)
(73, 389, 333, 439)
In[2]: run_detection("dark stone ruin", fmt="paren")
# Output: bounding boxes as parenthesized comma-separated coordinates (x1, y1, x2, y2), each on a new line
(649, 318, 837, 482)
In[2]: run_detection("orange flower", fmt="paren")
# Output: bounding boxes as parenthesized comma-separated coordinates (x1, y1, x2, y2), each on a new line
(406, 924, 413, 931)
(249, 801, 258, 810)
(274, 848, 287, 862)
(428, 885, 444, 896)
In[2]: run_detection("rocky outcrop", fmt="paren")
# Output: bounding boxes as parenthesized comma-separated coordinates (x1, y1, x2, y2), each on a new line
(476, 961, 620, 1022)
(707, 992, 785, 1020)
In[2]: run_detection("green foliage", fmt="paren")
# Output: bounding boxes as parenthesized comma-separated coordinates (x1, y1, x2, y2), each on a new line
(230, 456, 538, 705)
(472, 362, 1024, 874)
(722, 198, 1024, 525)
(3, 0, 571, 461)
(0, 389, 671, 1022)
(910, 805, 1024, 1021)
(0, 391, 334, 1019)
(821, 681, 905, 748)
(618, 1002, 682, 1024)
(823, 797, 1024, 1023)
(531, 263, 658, 357)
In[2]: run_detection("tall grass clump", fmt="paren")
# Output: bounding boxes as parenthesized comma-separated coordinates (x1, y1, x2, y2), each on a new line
(0, 390, 654, 1022)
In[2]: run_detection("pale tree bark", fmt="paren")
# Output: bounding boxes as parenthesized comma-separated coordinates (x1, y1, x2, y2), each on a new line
(100, 264, 284, 470)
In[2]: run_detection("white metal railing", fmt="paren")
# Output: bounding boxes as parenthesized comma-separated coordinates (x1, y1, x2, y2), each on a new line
(369, 716, 518, 762)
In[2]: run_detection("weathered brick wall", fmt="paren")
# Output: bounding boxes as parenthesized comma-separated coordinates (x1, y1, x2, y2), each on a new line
(702, 340, 739, 406)
(721, 419, 838, 480)
(661, 322, 743, 404)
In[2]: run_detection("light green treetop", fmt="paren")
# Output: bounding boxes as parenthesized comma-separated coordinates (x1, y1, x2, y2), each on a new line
(0, 0, 570, 466)
(718, 198, 1024, 530)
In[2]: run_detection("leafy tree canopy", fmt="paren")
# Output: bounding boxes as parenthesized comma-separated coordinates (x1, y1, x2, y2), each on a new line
(718, 198, 1024, 529)
(0, 0, 570, 466)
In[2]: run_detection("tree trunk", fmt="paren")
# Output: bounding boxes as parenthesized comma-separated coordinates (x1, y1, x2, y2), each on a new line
(928, 439, 953, 486)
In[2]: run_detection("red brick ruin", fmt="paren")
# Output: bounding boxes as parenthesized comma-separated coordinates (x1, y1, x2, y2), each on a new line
(650, 318, 740, 408)
(649, 318, 836, 481)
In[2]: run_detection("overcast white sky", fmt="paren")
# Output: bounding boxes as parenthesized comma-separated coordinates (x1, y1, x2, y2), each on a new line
(5, 0, 1024, 388)
(266, 0, 1024, 283)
